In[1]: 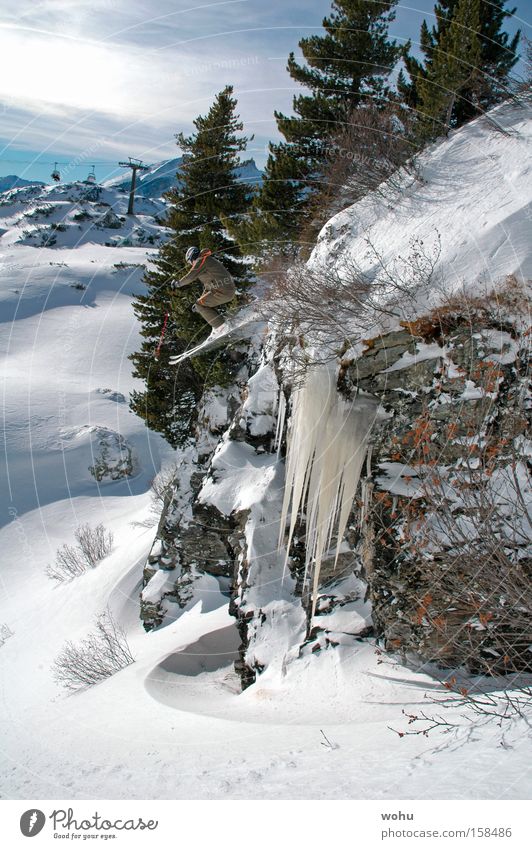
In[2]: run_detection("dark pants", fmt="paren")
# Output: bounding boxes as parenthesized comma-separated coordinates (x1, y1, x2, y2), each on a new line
(195, 286, 235, 328)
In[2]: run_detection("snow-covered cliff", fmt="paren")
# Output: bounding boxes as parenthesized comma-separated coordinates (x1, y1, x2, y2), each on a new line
(142, 99, 532, 687)
(1, 100, 531, 800)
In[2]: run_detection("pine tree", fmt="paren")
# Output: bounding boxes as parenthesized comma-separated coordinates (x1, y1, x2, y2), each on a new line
(129, 86, 252, 446)
(417, 0, 482, 138)
(227, 142, 305, 257)
(399, 0, 520, 128)
(276, 0, 401, 155)
(230, 1, 401, 258)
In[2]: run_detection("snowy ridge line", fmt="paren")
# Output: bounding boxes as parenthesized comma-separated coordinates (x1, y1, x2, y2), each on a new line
(279, 364, 378, 617)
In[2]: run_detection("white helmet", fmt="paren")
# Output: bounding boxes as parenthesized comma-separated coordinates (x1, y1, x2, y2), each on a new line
(185, 246, 200, 264)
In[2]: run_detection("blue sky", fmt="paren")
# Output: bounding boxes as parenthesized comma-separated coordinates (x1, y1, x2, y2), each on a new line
(0, 0, 529, 183)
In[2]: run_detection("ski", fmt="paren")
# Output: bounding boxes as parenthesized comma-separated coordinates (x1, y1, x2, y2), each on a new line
(169, 315, 263, 364)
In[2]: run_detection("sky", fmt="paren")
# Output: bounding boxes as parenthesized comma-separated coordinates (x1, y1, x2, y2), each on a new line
(0, 0, 530, 183)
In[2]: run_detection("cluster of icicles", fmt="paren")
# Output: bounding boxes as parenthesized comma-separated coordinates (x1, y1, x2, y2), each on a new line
(277, 365, 378, 617)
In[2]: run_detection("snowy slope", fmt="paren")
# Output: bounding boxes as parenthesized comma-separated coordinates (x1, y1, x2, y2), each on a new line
(311, 100, 532, 330)
(1, 105, 531, 802)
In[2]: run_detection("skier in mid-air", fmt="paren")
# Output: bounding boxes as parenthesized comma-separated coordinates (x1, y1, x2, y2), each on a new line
(172, 246, 236, 333)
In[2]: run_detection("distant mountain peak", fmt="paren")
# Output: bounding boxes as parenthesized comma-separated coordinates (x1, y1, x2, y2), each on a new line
(0, 174, 45, 193)
(102, 156, 263, 199)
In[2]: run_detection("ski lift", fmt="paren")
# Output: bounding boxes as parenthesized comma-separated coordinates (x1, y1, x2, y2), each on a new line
(85, 165, 96, 185)
(51, 162, 61, 182)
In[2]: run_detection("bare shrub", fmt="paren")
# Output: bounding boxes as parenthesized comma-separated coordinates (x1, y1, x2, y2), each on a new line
(300, 103, 421, 248)
(130, 465, 179, 529)
(45, 523, 114, 582)
(390, 679, 532, 739)
(363, 304, 531, 731)
(46, 544, 87, 582)
(371, 354, 531, 679)
(75, 523, 114, 566)
(150, 464, 179, 506)
(52, 608, 135, 691)
(261, 234, 441, 356)
(403, 434, 532, 677)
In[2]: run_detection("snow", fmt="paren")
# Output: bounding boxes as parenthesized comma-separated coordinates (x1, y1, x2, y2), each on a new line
(376, 462, 424, 499)
(1, 110, 531, 802)
(480, 328, 520, 364)
(141, 568, 177, 605)
(310, 101, 532, 325)
(383, 342, 443, 373)
(241, 362, 278, 436)
(199, 437, 278, 515)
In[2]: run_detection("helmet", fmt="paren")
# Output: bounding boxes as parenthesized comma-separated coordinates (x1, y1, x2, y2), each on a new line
(185, 246, 200, 264)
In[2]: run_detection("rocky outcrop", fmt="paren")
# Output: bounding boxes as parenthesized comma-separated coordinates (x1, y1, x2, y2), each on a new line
(138, 286, 531, 685)
(88, 427, 136, 482)
(343, 300, 531, 675)
(139, 367, 254, 631)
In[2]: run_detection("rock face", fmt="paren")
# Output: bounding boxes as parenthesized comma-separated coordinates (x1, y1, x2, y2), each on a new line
(139, 374, 252, 631)
(343, 300, 531, 676)
(97, 209, 123, 229)
(139, 286, 531, 685)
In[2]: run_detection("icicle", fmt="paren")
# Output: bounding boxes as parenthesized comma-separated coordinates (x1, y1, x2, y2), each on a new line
(274, 387, 286, 456)
(279, 364, 377, 618)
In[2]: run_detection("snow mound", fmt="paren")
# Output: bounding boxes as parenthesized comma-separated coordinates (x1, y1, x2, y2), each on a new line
(199, 438, 278, 515)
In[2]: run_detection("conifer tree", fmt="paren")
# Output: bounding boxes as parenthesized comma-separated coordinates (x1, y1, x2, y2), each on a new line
(276, 0, 401, 153)
(230, 1, 401, 258)
(227, 142, 304, 257)
(129, 86, 252, 446)
(398, 0, 520, 127)
(417, 0, 482, 137)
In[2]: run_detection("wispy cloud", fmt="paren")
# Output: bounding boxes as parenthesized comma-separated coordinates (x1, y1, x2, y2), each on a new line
(0, 0, 322, 168)
(0, 0, 528, 175)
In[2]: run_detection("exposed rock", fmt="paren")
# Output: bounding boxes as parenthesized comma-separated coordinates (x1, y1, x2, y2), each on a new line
(353, 312, 531, 675)
(138, 300, 531, 683)
(88, 427, 135, 481)
(97, 209, 123, 229)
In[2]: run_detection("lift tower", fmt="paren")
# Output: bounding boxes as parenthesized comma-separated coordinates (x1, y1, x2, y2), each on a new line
(118, 157, 149, 215)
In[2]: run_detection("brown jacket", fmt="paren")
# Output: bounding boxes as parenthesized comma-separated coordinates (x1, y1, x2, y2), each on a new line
(177, 250, 235, 294)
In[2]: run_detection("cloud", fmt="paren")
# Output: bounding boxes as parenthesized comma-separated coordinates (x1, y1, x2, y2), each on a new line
(3, 0, 525, 172)
(0, 0, 312, 167)
(0, 0, 393, 167)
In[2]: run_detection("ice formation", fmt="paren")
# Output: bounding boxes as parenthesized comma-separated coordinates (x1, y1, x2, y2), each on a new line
(274, 387, 286, 455)
(279, 365, 378, 616)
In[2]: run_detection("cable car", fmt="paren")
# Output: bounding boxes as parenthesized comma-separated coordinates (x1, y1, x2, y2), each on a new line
(86, 165, 96, 185)
(51, 162, 61, 182)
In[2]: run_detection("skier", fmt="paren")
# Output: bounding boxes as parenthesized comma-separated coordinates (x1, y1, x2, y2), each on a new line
(172, 247, 236, 332)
